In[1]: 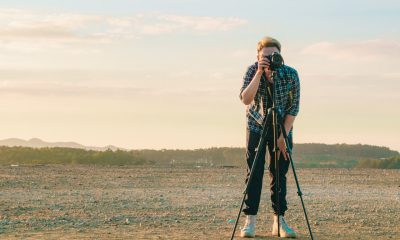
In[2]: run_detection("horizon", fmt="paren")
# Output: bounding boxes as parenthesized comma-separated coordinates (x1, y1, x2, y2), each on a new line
(0, 1, 399, 151)
(1, 137, 399, 153)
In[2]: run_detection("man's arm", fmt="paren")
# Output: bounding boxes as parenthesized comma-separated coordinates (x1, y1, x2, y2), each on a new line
(240, 59, 270, 105)
(240, 70, 263, 105)
(277, 69, 300, 160)
(286, 69, 300, 117)
(282, 114, 296, 136)
(281, 69, 300, 136)
(277, 114, 296, 161)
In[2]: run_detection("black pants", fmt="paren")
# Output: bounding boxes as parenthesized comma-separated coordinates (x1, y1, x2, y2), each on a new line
(242, 125, 293, 216)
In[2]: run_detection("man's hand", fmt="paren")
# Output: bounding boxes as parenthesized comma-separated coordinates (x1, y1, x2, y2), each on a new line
(257, 56, 272, 82)
(257, 57, 270, 74)
(277, 134, 289, 161)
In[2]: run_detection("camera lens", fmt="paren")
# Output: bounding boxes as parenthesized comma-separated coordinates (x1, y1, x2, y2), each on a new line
(269, 52, 284, 70)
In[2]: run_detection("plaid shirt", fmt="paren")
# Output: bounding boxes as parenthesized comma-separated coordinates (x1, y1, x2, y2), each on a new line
(239, 62, 300, 134)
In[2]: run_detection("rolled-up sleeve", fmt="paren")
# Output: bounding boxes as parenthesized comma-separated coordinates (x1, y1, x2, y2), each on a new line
(287, 69, 300, 116)
(239, 65, 256, 100)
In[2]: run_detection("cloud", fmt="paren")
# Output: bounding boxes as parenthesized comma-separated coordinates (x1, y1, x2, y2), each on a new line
(0, 81, 153, 97)
(103, 13, 248, 36)
(155, 14, 248, 33)
(0, 77, 230, 98)
(301, 39, 400, 61)
(0, 9, 105, 41)
(0, 8, 248, 53)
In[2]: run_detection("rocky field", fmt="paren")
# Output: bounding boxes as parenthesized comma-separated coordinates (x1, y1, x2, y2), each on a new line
(0, 165, 399, 239)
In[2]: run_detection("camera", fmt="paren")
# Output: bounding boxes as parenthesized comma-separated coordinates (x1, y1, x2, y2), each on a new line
(265, 52, 284, 70)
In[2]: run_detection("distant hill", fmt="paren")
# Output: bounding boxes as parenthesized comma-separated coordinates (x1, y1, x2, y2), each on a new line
(0, 138, 124, 151)
(0, 146, 151, 166)
(0, 140, 399, 169)
(293, 143, 399, 168)
(356, 156, 400, 169)
(129, 144, 400, 168)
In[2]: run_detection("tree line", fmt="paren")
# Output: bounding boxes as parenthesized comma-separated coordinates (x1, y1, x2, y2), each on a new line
(0, 143, 399, 169)
(355, 156, 400, 169)
(0, 146, 152, 165)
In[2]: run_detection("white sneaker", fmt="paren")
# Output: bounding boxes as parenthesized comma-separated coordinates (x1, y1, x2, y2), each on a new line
(240, 214, 256, 238)
(272, 215, 297, 238)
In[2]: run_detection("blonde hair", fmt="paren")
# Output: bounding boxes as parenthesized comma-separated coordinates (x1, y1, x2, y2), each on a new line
(257, 36, 281, 52)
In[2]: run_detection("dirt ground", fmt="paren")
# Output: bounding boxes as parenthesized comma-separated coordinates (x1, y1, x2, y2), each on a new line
(0, 164, 399, 239)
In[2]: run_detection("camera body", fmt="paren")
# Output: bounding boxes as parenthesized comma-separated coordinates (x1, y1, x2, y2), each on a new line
(265, 52, 284, 71)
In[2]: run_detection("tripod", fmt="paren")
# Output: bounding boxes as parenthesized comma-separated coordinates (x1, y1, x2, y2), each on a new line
(231, 70, 314, 239)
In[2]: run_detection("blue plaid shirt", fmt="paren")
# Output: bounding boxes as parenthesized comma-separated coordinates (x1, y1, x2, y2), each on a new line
(239, 62, 300, 134)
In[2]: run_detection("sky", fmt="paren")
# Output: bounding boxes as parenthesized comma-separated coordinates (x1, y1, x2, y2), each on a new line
(0, 0, 399, 151)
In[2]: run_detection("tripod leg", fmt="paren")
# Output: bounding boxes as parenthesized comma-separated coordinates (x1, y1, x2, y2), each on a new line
(230, 191, 247, 240)
(272, 112, 281, 238)
(230, 113, 272, 240)
(230, 135, 268, 240)
(280, 126, 314, 240)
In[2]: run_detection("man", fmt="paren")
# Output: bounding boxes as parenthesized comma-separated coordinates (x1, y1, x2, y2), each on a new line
(239, 36, 300, 238)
